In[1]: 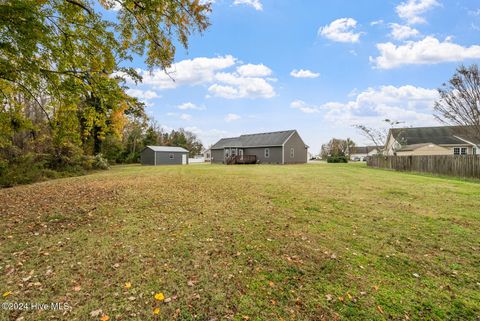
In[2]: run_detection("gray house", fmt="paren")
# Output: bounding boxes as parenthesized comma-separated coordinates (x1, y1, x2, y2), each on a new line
(140, 146, 189, 165)
(210, 130, 308, 164)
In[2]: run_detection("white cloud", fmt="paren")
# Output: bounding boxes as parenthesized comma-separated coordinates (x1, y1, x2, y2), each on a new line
(139, 55, 236, 89)
(125, 88, 160, 100)
(184, 127, 232, 148)
(290, 69, 320, 78)
(208, 72, 275, 99)
(318, 18, 363, 43)
(389, 23, 419, 40)
(323, 85, 439, 128)
(236, 64, 272, 77)
(371, 36, 480, 69)
(370, 20, 384, 26)
(177, 102, 205, 110)
(124, 55, 275, 100)
(290, 100, 320, 114)
(396, 0, 440, 24)
(180, 113, 192, 121)
(233, 0, 263, 11)
(225, 113, 241, 122)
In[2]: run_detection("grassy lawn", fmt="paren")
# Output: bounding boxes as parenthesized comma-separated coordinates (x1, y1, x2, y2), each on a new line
(1, 163, 479, 320)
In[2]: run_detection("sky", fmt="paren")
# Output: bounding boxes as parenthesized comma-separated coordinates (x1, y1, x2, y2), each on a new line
(119, 0, 480, 154)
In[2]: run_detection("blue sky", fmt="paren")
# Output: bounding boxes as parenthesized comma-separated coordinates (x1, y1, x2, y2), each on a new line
(121, 0, 480, 153)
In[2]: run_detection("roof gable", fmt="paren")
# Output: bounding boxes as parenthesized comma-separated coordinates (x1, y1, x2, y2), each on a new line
(211, 130, 297, 149)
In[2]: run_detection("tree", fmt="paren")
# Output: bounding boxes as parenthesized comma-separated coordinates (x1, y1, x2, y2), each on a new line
(0, 0, 210, 185)
(434, 64, 480, 141)
(354, 119, 404, 153)
(321, 138, 355, 158)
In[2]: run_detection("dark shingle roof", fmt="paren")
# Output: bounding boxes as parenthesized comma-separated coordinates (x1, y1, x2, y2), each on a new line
(390, 126, 480, 146)
(351, 146, 378, 154)
(211, 130, 297, 149)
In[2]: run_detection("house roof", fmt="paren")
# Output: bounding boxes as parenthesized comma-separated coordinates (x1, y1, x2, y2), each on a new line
(390, 126, 480, 146)
(211, 130, 297, 149)
(350, 146, 378, 154)
(145, 146, 189, 153)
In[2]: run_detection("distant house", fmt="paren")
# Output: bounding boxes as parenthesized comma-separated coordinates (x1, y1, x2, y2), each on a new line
(203, 148, 211, 162)
(140, 146, 189, 165)
(385, 126, 480, 156)
(211, 130, 308, 164)
(350, 146, 379, 161)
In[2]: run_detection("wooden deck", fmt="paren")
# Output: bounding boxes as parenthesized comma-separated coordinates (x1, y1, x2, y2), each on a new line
(226, 155, 257, 165)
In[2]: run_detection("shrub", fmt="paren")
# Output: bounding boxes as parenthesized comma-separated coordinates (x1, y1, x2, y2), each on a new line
(327, 155, 349, 163)
(92, 153, 110, 170)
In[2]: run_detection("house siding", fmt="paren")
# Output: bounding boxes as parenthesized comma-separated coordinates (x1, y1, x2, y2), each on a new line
(140, 148, 188, 165)
(211, 149, 225, 164)
(245, 147, 283, 164)
(210, 147, 283, 164)
(140, 148, 155, 165)
(283, 131, 307, 164)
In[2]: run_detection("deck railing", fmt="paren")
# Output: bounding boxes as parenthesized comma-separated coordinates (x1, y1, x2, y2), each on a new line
(226, 155, 257, 165)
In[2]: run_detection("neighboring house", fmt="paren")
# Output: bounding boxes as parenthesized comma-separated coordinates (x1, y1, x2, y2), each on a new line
(210, 130, 308, 164)
(349, 146, 379, 161)
(385, 126, 480, 156)
(140, 146, 189, 165)
(203, 148, 212, 162)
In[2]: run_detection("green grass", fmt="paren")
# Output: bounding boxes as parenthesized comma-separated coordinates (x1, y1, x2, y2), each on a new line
(1, 163, 479, 320)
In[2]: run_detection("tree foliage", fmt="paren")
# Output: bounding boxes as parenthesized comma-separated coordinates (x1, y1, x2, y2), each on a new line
(434, 64, 480, 141)
(0, 0, 210, 186)
(321, 138, 355, 159)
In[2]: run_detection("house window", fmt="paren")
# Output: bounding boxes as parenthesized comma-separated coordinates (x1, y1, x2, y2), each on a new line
(224, 149, 229, 158)
(169, 153, 174, 159)
(454, 147, 467, 155)
(290, 148, 294, 158)
(264, 148, 270, 158)
(474, 147, 477, 155)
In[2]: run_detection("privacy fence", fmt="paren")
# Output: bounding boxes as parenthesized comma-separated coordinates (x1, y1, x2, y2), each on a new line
(367, 155, 480, 179)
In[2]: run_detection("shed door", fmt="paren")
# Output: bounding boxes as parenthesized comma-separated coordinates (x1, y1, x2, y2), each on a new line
(182, 154, 187, 165)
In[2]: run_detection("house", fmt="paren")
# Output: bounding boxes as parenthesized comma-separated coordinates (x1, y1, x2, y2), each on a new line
(210, 130, 308, 164)
(349, 146, 379, 161)
(140, 146, 189, 165)
(203, 148, 211, 162)
(385, 126, 480, 156)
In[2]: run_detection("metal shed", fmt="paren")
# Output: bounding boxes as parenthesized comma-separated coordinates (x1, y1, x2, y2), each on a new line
(140, 146, 189, 165)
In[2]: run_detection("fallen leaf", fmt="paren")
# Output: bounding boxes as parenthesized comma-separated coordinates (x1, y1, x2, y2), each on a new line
(413, 273, 420, 278)
(325, 294, 333, 301)
(2, 291, 12, 298)
(100, 315, 110, 321)
(124, 282, 132, 289)
(268, 281, 275, 287)
(377, 305, 384, 314)
(90, 309, 102, 317)
(153, 307, 160, 315)
(154, 292, 165, 301)
(372, 285, 379, 291)
(73, 285, 81, 292)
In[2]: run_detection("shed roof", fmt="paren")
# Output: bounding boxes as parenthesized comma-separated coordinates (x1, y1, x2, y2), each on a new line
(211, 130, 297, 149)
(145, 146, 189, 153)
(390, 126, 480, 146)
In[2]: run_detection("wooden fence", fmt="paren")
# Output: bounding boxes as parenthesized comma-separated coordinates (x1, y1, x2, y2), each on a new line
(367, 155, 480, 179)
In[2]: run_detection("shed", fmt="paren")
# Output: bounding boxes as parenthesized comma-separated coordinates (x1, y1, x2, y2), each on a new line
(140, 146, 189, 165)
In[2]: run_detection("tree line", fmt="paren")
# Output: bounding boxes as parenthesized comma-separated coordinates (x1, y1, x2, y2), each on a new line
(0, 0, 210, 186)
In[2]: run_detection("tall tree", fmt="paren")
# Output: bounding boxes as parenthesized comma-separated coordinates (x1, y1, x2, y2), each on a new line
(434, 64, 480, 141)
(354, 119, 405, 152)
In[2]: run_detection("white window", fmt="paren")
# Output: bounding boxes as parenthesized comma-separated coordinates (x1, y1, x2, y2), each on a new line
(473, 147, 477, 155)
(264, 148, 270, 158)
(290, 148, 294, 158)
(454, 147, 467, 155)
(224, 149, 229, 158)
(169, 153, 174, 159)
